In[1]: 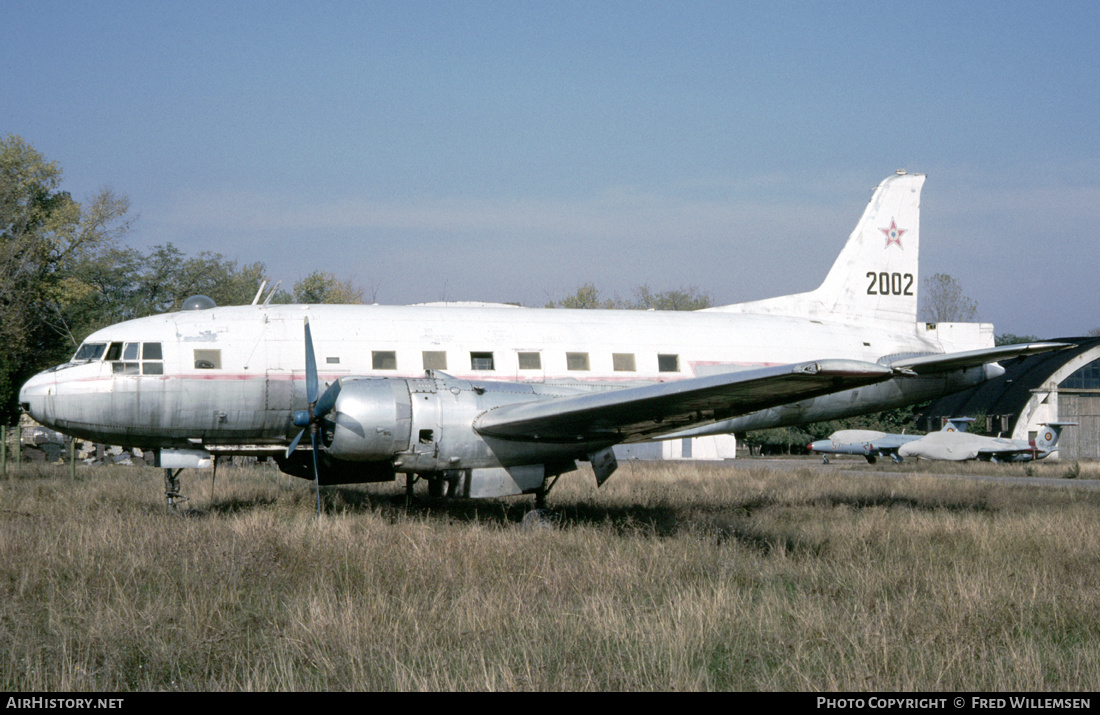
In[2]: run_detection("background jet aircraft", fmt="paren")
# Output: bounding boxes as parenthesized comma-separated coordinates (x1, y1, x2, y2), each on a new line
(896, 422, 1076, 462)
(808, 417, 973, 464)
(18, 172, 1071, 510)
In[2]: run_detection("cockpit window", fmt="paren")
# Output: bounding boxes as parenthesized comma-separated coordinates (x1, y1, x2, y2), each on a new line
(105, 343, 122, 361)
(123, 343, 140, 360)
(73, 343, 106, 361)
(143, 343, 163, 360)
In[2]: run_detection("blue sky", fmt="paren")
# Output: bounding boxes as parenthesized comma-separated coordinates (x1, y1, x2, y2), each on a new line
(3, 1, 1098, 336)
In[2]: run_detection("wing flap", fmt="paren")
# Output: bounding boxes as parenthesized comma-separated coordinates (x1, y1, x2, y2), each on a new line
(887, 342, 1074, 375)
(473, 359, 892, 443)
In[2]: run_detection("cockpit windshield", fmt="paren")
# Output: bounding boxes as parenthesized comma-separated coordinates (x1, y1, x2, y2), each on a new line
(73, 343, 107, 361)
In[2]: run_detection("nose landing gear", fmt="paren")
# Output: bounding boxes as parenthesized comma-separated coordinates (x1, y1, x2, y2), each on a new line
(163, 468, 188, 512)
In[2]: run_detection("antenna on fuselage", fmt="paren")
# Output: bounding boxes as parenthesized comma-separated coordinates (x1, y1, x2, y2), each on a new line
(251, 280, 268, 306)
(262, 281, 282, 306)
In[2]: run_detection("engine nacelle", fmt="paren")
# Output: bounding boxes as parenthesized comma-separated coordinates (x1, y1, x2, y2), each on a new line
(323, 379, 412, 461)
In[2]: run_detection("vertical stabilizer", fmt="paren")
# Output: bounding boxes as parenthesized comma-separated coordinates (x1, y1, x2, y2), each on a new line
(711, 171, 925, 326)
(1035, 422, 1076, 452)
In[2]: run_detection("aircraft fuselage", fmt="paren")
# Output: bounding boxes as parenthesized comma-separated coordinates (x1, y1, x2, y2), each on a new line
(20, 302, 991, 456)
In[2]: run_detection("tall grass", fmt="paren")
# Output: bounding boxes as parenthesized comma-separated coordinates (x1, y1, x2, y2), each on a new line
(1, 460, 1098, 690)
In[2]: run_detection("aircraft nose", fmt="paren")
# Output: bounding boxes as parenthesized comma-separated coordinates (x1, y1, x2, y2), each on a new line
(18, 370, 54, 425)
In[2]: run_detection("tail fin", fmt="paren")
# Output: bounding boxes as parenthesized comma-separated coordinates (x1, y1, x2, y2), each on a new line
(711, 171, 925, 325)
(1035, 422, 1077, 452)
(942, 417, 974, 433)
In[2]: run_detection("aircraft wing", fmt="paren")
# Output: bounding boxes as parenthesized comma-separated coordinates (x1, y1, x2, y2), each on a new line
(474, 359, 892, 443)
(887, 342, 1074, 375)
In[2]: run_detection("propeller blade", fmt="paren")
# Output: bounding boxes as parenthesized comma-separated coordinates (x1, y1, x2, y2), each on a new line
(286, 428, 305, 459)
(330, 410, 365, 437)
(314, 377, 342, 419)
(304, 318, 319, 405)
(310, 428, 322, 518)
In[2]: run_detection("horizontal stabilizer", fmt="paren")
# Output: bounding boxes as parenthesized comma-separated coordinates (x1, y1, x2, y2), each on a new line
(474, 359, 892, 443)
(887, 342, 1074, 375)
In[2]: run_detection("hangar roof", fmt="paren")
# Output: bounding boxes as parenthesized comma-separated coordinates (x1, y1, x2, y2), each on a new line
(921, 337, 1100, 433)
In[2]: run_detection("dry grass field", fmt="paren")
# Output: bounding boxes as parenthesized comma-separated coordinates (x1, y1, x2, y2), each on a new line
(2, 458, 1099, 691)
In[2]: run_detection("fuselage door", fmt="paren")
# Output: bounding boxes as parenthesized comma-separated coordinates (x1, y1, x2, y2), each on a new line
(406, 377, 441, 468)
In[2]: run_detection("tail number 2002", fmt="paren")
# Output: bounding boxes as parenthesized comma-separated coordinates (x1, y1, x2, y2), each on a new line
(866, 272, 914, 296)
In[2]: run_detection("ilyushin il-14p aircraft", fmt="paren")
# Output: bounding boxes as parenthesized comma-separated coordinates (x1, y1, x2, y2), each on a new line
(808, 417, 974, 465)
(19, 171, 1070, 512)
(896, 422, 1077, 462)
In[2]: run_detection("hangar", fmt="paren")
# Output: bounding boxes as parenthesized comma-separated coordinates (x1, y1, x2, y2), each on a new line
(920, 337, 1100, 459)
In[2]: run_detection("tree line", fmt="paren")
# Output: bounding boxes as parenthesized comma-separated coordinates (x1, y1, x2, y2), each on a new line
(0, 135, 364, 421)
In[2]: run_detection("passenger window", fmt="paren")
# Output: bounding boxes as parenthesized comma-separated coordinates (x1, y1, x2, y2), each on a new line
(372, 351, 397, 370)
(658, 354, 680, 372)
(143, 343, 163, 360)
(194, 349, 221, 369)
(517, 352, 541, 370)
(613, 353, 636, 372)
(470, 352, 494, 370)
(422, 351, 447, 370)
(566, 352, 590, 371)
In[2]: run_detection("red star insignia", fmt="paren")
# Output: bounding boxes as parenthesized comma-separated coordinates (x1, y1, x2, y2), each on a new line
(880, 220, 906, 248)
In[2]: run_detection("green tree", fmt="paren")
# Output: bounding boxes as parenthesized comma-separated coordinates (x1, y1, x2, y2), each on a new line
(53, 243, 285, 344)
(293, 271, 365, 304)
(545, 282, 612, 309)
(0, 135, 132, 421)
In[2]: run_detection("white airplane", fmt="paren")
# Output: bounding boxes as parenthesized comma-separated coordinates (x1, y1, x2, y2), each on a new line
(897, 422, 1077, 462)
(18, 171, 1068, 510)
(808, 417, 974, 465)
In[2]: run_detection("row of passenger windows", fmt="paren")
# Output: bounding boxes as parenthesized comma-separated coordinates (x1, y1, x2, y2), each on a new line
(369, 350, 680, 373)
(75, 341, 680, 374)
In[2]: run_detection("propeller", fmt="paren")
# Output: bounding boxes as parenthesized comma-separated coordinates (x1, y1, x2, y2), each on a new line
(286, 318, 342, 518)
